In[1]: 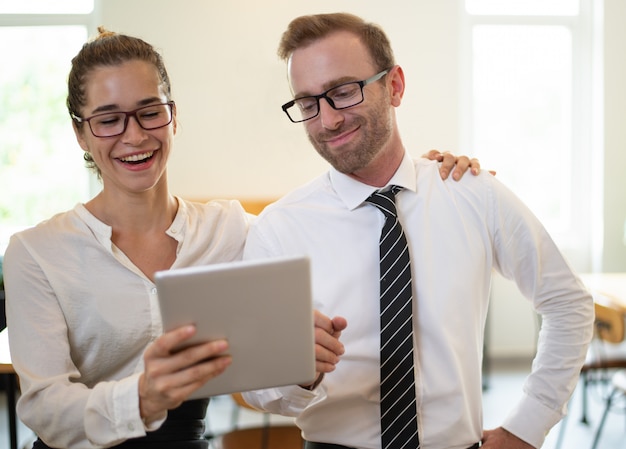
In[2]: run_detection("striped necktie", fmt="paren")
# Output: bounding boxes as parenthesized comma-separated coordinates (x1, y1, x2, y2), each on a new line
(366, 186, 419, 449)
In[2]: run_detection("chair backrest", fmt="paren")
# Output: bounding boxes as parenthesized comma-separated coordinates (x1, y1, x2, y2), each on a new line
(594, 300, 625, 344)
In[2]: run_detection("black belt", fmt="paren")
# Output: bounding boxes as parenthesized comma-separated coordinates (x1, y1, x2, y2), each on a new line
(305, 442, 480, 449)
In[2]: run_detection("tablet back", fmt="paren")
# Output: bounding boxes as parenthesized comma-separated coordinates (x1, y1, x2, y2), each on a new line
(155, 256, 316, 399)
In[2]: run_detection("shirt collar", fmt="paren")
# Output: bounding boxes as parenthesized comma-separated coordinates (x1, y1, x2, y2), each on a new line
(166, 196, 187, 243)
(75, 196, 188, 246)
(329, 152, 417, 210)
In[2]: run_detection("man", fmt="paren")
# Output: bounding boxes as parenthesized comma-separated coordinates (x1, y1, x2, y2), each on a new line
(243, 13, 593, 449)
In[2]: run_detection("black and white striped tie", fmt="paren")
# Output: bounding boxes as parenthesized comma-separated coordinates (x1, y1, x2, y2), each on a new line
(366, 186, 419, 449)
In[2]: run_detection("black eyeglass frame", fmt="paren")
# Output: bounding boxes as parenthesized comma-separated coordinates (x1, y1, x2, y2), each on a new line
(70, 101, 176, 138)
(281, 69, 390, 123)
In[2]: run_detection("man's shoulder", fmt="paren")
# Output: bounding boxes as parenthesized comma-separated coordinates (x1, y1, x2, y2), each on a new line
(412, 155, 495, 191)
(180, 196, 247, 219)
(263, 172, 332, 212)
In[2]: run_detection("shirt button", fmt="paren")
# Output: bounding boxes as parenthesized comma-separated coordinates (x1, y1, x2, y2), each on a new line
(151, 288, 157, 295)
(171, 228, 177, 234)
(127, 423, 135, 431)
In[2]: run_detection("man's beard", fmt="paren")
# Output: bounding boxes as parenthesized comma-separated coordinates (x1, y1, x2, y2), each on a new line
(307, 103, 393, 175)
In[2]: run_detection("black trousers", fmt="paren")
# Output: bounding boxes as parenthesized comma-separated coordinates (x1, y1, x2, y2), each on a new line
(32, 399, 209, 449)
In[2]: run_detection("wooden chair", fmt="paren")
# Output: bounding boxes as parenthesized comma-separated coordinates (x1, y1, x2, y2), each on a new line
(211, 393, 304, 449)
(578, 300, 626, 421)
(555, 298, 626, 448)
(593, 298, 626, 343)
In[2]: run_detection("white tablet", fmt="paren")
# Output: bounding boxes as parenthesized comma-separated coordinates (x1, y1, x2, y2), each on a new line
(154, 256, 316, 399)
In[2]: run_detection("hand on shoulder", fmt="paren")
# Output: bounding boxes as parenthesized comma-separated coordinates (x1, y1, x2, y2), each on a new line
(422, 149, 496, 180)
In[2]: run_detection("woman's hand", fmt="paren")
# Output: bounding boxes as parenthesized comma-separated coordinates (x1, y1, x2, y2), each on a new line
(423, 149, 495, 180)
(138, 325, 232, 424)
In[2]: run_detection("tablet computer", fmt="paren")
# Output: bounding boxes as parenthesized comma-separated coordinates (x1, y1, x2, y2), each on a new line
(154, 256, 316, 399)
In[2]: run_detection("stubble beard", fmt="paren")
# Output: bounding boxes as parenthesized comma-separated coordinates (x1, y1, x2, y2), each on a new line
(307, 101, 393, 175)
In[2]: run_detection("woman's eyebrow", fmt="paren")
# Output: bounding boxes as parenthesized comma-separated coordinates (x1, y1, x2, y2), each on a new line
(89, 97, 165, 114)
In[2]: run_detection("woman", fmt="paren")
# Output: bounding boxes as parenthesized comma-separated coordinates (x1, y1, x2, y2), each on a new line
(3, 28, 478, 449)
(4, 28, 249, 448)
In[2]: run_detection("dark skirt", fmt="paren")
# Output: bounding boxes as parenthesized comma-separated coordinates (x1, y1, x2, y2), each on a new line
(32, 398, 209, 449)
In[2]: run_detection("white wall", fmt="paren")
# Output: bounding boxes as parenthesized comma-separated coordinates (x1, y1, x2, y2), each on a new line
(100, 0, 626, 358)
(602, 0, 626, 272)
(100, 0, 461, 200)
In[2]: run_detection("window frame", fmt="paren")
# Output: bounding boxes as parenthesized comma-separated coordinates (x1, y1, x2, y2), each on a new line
(459, 0, 600, 271)
(0, 3, 101, 253)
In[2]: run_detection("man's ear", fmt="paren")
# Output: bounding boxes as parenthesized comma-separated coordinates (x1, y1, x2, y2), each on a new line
(172, 102, 178, 135)
(388, 65, 405, 107)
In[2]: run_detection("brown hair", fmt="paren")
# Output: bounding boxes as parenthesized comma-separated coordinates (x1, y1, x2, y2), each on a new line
(67, 27, 172, 175)
(277, 12, 395, 72)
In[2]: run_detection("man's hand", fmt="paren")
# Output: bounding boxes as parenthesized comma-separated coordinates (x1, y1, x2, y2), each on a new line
(481, 427, 535, 449)
(139, 325, 232, 424)
(423, 149, 495, 180)
(300, 310, 347, 389)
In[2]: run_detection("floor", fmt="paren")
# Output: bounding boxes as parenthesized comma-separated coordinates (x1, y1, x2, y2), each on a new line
(1, 361, 624, 449)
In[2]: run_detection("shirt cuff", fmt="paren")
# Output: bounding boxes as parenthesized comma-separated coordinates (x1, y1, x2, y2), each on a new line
(501, 392, 562, 449)
(244, 383, 327, 417)
(113, 373, 167, 433)
(113, 373, 150, 436)
(85, 373, 148, 446)
(143, 412, 167, 432)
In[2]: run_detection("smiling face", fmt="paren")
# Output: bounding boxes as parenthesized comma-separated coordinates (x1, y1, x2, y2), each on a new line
(288, 31, 405, 185)
(73, 59, 176, 195)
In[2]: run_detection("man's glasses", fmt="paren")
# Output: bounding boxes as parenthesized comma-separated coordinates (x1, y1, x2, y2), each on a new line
(71, 101, 175, 138)
(281, 70, 389, 123)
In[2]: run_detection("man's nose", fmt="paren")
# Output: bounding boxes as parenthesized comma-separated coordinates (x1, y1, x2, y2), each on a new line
(318, 98, 344, 130)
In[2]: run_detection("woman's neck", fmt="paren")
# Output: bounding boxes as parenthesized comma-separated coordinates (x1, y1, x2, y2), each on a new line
(85, 184, 178, 234)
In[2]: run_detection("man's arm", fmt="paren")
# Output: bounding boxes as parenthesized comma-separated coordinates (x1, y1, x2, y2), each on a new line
(488, 175, 594, 448)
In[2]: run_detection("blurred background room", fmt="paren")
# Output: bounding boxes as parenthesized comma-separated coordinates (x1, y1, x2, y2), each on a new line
(1, 1, 625, 448)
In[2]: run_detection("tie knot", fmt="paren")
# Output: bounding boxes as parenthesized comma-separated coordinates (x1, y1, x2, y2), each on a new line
(366, 186, 402, 219)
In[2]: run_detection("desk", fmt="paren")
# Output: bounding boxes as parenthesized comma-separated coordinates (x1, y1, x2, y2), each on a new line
(555, 274, 626, 449)
(0, 328, 18, 449)
(580, 272, 626, 312)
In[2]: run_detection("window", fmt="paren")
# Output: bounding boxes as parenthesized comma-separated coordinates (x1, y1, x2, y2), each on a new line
(465, 0, 579, 16)
(0, 2, 96, 253)
(461, 0, 599, 269)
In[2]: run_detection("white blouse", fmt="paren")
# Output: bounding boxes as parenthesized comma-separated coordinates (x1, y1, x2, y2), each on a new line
(4, 198, 251, 448)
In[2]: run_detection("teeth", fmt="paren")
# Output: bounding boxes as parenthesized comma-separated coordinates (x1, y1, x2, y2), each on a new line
(120, 151, 154, 162)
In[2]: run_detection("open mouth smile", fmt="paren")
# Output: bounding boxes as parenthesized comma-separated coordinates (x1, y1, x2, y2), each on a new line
(118, 151, 155, 165)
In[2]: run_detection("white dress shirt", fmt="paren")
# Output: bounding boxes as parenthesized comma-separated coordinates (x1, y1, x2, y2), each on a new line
(4, 198, 251, 449)
(242, 154, 593, 449)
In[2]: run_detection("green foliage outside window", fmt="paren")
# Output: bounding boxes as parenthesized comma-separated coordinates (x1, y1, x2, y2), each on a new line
(0, 26, 91, 250)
